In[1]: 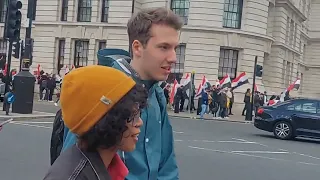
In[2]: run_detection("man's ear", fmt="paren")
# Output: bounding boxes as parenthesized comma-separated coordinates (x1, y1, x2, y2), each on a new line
(132, 40, 143, 57)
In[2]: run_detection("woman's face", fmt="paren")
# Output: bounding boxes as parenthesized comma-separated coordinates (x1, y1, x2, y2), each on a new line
(118, 108, 143, 152)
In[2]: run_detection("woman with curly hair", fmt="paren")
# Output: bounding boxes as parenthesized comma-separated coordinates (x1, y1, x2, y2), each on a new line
(43, 65, 148, 180)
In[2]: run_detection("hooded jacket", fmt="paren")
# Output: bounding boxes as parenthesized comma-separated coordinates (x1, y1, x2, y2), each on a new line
(62, 59, 179, 180)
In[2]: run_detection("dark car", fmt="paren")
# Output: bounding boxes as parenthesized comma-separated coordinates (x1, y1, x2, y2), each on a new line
(254, 98, 320, 140)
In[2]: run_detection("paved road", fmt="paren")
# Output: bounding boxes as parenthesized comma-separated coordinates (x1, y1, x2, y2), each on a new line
(32, 101, 60, 113)
(1, 116, 320, 180)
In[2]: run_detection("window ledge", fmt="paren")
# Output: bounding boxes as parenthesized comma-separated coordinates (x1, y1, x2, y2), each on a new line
(183, 25, 275, 42)
(32, 21, 127, 28)
(272, 42, 302, 55)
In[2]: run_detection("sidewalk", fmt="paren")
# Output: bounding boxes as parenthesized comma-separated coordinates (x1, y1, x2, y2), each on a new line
(167, 110, 252, 124)
(0, 107, 56, 120)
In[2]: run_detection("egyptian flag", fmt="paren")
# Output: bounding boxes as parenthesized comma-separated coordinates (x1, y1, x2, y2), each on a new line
(279, 78, 301, 101)
(287, 79, 300, 91)
(268, 99, 279, 106)
(169, 79, 178, 104)
(231, 72, 249, 90)
(195, 76, 211, 97)
(219, 74, 231, 89)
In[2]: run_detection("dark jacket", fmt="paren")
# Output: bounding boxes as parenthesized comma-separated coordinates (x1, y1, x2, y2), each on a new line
(44, 144, 111, 180)
(211, 90, 218, 102)
(201, 90, 208, 105)
(219, 93, 227, 108)
(244, 93, 250, 103)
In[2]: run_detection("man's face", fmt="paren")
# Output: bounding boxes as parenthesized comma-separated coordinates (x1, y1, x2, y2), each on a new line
(133, 24, 179, 81)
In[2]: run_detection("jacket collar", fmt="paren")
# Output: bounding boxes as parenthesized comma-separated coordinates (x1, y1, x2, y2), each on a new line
(75, 145, 111, 180)
(115, 58, 157, 90)
(76, 145, 129, 180)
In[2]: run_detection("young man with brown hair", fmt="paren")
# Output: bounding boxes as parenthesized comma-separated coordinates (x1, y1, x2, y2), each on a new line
(62, 7, 183, 180)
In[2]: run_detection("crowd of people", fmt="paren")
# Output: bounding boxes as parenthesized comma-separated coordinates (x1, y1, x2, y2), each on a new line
(161, 82, 292, 120)
(37, 70, 61, 102)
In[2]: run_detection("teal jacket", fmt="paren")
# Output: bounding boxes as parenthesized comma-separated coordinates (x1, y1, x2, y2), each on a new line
(62, 59, 179, 180)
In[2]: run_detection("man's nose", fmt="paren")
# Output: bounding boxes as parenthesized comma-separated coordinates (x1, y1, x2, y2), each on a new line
(167, 49, 177, 63)
(136, 117, 143, 127)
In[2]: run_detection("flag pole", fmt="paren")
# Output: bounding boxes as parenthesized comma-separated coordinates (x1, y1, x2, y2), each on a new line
(189, 71, 195, 113)
(249, 56, 258, 121)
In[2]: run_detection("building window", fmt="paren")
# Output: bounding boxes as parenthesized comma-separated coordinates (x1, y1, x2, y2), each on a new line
(172, 44, 186, 73)
(300, 73, 303, 93)
(74, 40, 89, 67)
(61, 0, 68, 21)
(282, 60, 286, 85)
(301, 0, 306, 14)
(218, 48, 238, 79)
(289, 20, 294, 46)
(101, 0, 109, 22)
(77, 0, 92, 22)
(57, 39, 65, 74)
(285, 17, 290, 43)
(167, 73, 183, 84)
(170, 0, 190, 25)
(0, 0, 7, 23)
(169, 44, 186, 83)
(99, 41, 106, 49)
(223, 0, 243, 29)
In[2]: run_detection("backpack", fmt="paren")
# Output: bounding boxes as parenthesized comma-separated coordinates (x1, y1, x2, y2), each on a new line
(50, 109, 64, 165)
(49, 48, 131, 164)
(41, 79, 47, 88)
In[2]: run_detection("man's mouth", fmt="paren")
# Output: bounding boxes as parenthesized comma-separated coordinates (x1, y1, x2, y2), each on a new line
(161, 66, 171, 73)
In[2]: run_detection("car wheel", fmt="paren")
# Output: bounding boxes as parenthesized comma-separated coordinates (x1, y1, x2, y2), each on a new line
(273, 121, 293, 140)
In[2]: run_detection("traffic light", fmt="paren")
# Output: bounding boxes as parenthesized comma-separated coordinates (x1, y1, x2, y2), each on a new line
(256, 64, 263, 77)
(12, 41, 20, 58)
(4, 0, 23, 40)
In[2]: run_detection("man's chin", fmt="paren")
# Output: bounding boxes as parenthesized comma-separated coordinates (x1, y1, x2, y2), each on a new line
(155, 74, 169, 82)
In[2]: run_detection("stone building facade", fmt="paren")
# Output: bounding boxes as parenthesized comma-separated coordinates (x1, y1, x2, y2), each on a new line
(0, 0, 319, 102)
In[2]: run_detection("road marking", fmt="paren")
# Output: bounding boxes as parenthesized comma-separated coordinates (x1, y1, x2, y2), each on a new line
(231, 138, 248, 142)
(230, 151, 289, 154)
(10, 121, 52, 129)
(174, 139, 260, 145)
(232, 138, 269, 147)
(292, 152, 320, 160)
(188, 146, 320, 166)
(173, 131, 184, 134)
(191, 139, 257, 144)
(15, 121, 53, 124)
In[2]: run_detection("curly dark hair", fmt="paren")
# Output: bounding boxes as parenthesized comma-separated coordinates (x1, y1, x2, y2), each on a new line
(79, 84, 148, 152)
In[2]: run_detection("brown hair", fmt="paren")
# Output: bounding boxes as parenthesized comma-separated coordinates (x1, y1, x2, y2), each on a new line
(127, 7, 183, 49)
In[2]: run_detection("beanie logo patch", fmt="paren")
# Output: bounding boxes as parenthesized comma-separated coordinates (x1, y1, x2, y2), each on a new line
(100, 96, 112, 105)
